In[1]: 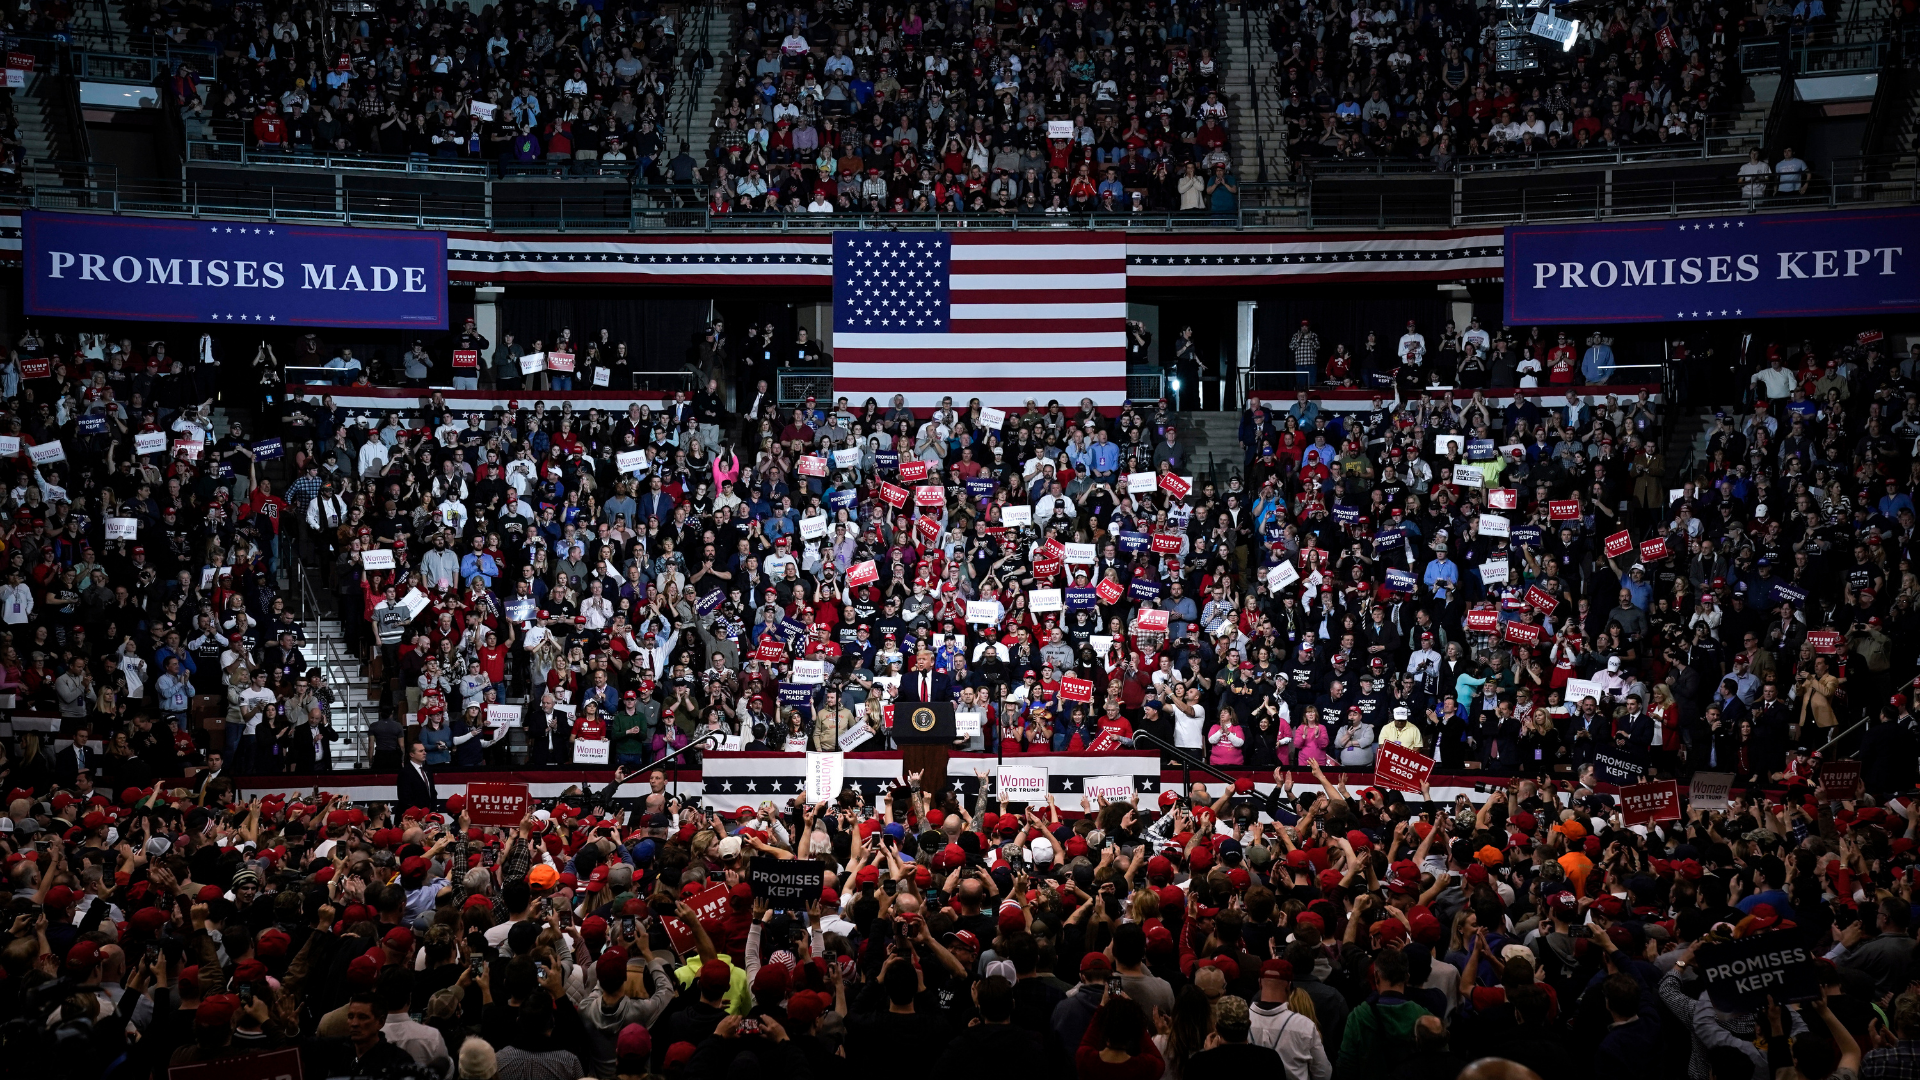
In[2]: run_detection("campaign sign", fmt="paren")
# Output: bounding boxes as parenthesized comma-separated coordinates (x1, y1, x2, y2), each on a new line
(1451, 465, 1484, 487)
(755, 639, 787, 662)
(1159, 473, 1191, 498)
(1505, 208, 1920, 325)
(1029, 588, 1063, 612)
(1129, 578, 1162, 601)
(1384, 568, 1417, 593)
(1374, 742, 1434, 794)
(1594, 749, 1647, 787)
(686, 883, 732, 927)
(878, 481, 909, 508)
(1526, 586, 1558, 614)
(1031, 557, 1062, 579)
(748, 857, 826, 903)
(997, 765, 1048, 799)
(1489, 488, 1518, 510)
(1689, 771, 1734, 811)
(1001, 505, 1033, 527)
(1807, 630, 1842, 654)
(1096, 579, 1125, 604)
(1066, 586, 1099, 609)
(1549, 499, 1582, 520)
(1502, 621, 1541, 646)
(1479, 513, 1511, 538)
(466, 782, 531, 826)
(900, 460, 931, 483)
(1135, 608, 1170, 632)
(1620, 780, 1681, 825)
(915, 485, 945, 507)
(1465, 608, 1499, 633)
(847, 560, 879, 587)
(1150, 533, 1183, 554)
(1086, 774, 1136, 802)
(805, 752, 844, 802)
(966, 478, 997, 498)
(1510, 525, 1543, 548)
(252, 437, 283, 460)
(1060, 676, 1094, 702)
(828, 489, 859, 511)
(1117, 531, 1151, 553)
(1694, 927, 1819, 1010)
(796, 455, 828, 477)
(1640, 536, 1669, 561)
(1775, 583, 1810, 606)
(24, 209, 448, 328)
(1603, 530, 1634, 558)
(1268, 561, 1301, 593)
(1819, 758, 1862, 800)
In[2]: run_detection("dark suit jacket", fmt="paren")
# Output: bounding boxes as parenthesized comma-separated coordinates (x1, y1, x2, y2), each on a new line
(54, 745, 96, 783)
(897, 671, 952, 703)
(397, 761, 437, 812)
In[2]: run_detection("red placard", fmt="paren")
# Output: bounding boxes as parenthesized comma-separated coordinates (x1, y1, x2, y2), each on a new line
(1373, 742, 1435, 794)
(755, 639, 788, 662)
(878, 481, 909, 508)
(1136, 608, 1170, 632)
(169, 1047, 302, 1080)
(1465, 608, 1498, 633)
(1549, 499, 1581, 521)
(1150, 533, 1183, 554)
(6, 52, 36, 74)
(1619, 780, 1681, 825)
(687, 883, 732, 928)
(1488, 488, 1518, 510)
(1061, 676, 1094, 702)
(1042, 537, 1067, 560)
(546, 351, 575, 372)
(1096, 579, 1124, 604)
(1032, 557, 1062, 580)
(900, 460, 931, 483)
(1603, 530, 1634, 558)
(1159, 473, 1192, 498)
(1503, 621, 1541, 646)
(914, 485, 945, 507)
(797, 455, 827, 477)
(1860, 330, 1885, 345)
(1807, 630, 1842, 654)
(465, 782, 531, 826)
(1819, 759, 1862, 800)
(1088, 731, 1125, 753)
(452, 349, 479, 369)
(847, 560, 879, 587)
(660, 915, 698, 954)
(914, 515, 942, 542)
(1525, 586, 1558, 615)
(1639, 536, 1669, 561)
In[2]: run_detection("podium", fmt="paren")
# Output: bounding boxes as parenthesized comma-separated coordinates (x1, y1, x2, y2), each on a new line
(893, 701, 958, 792)
(900, 745, 952, 791)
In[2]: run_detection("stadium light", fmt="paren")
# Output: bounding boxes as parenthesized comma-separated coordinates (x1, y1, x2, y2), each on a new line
(1529, 11, 1582, 50)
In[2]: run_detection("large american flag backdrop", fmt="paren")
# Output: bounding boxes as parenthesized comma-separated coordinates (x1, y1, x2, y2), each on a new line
(829, 231, 1127, 409)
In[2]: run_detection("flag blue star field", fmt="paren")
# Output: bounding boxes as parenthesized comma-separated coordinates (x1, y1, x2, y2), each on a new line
(830, 231, 1127, 408)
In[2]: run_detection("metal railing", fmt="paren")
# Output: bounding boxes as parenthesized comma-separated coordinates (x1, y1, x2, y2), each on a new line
(1742, 38, 1891, 72)
(299, 564, 371, 769)
(74, 47, 215, 83)
(1300, 131, 1758, 177)
(777, 368, 833, 405)
(1133, 732, 1236, 795)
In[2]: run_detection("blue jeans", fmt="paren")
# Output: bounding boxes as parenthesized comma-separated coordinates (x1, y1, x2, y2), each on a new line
(549, 374, 573, 390)
(452, 376, 478, 390)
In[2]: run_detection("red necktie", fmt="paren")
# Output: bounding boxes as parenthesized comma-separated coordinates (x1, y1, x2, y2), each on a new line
(922, 675, 930, 699)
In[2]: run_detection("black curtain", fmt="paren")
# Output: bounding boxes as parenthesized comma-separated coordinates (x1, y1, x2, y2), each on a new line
(1253, 285, 1452, 373)
(496, 295, 712, 374)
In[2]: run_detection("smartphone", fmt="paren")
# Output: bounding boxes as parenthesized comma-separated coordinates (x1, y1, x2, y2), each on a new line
(737, 1017, 761, 1036)
(471, 957, 486, 979)
(237, 983, 254, 1007)
(1111, 974, 1124, 995)
(621, 916, 635, 936)
(535, 961, 550, 981)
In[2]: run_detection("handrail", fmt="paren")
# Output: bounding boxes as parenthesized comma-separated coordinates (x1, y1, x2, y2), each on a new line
(637, 729, 725, 778)
(1132, 731, 1237, 791)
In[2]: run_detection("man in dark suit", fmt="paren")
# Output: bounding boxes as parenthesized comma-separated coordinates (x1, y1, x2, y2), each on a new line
(290, 706, 337, 774)
(636, 477, 675, 526)
(397, 741, 438, 813)
(896, 650, 952, 703)
(54, 726, 97, 785)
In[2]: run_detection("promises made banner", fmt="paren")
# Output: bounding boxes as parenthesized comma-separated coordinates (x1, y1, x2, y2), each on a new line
(1505, 208, 1920, 325)
(23, 209, 448, 329)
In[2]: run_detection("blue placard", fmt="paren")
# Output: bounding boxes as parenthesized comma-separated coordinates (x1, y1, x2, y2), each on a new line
(778, 683, 814, 705)
(1065, 587, 1098, 609)
(76, 415, 107, 435)
(208, 462, 233, 479)
(777, 619, 810, 648)
(828, 489, 858, 510)
(1332, 506, 1360, 525)
(252, 437, 283, 460)
(23, 209, 449, 329)
(1366, 371, 1395, 388)
(1467, 439, 1496, 461)
(1510, 525, 1543, 547)
(875, 451, 900, 469)
(696, 590, 723, 615)
(1775, 583, 1809, 605)
(1505, 208, 1920, 325)
(1385, 568, 1417, 592)
(1373, 527, 1406, 550)
(1117, 531, 1151, 553)
(506, 598, 537, 623)
(966, 478, 997, 499)
(1129, 578, 1162, 600)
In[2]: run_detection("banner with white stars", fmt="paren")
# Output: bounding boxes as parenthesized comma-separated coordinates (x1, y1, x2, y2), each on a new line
(1505, 208, 1920, 325)
(1126, 229, 1506, 286)
(699, 751, 1162, 812)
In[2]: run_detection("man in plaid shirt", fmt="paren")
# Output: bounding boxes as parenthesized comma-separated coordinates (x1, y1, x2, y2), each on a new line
(1290, 320, 1321, 380)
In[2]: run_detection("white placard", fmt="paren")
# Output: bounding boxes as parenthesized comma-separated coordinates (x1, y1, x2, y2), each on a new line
(616, 449, 649, 474)
(487, 704, 523, 727)
(1434, 434, 1465, 456)
(954, 710, 985, 738)
(799, 513, 829, 540)
(1669, 487, 1687, 504)
(471, 100, 497, 121)
(1028, 588, 1063, 612)
(837, 722, 873, 752)
(832, 447, 862, 469)
(1451, 464, 1485, 488)
(361, 549, 396, 570)
(793, 659, 827, 684)
(1126, 472, 1158, 493)
(1047, 120, 1074, 138)
(573, 738, 610, 764)
(1001, 505, 1032, 527)
(997, 765, 1049, 800)
(1498, 444, 1525, 460)
(42, 484, 67, 504)
(593, 367, 611, 387)
(1090, 634, 1115, 656)
(1689, 771, 1733, 811)
(1479, 513, 1511, 538)
(1479, 557, 1510, 583)
(0, 436, 18, 456)
(399, 588, 431, 620)
(1086, 774, 1136, 803)
(1266, 561, 1300, 593)
(28, 440, 65, 465)
(519, 352, 546, 375)
(805, 752, 845, 802)
(1063, 542, 1096, 564)
(133, 431, 168, 456)
(980, 407, 1007, 430)
(521, 626, 549, 650)
(965, 600, 1000, 624)
(1564, 677, 1606, 706)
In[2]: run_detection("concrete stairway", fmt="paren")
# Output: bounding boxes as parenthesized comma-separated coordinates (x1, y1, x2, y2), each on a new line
(1178, 410, 1248, 488)
(1220, 6, 1288, 183)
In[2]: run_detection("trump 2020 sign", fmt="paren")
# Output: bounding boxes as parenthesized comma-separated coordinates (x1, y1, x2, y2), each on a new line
(1505, 207, 1920, 325)
(22, 210, 448, 329)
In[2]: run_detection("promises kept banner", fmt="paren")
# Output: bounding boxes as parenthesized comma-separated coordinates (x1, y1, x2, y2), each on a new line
(1505, 207, 1920, 325)
(23, 209, 447, 328)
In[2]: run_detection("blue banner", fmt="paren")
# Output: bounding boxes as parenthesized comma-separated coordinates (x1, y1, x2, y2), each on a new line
(966, 478, 997, 499)
(76, 415, 107, 436)
(1373, 527, 1406, 550)
(1775, 583, 1809, 605)
(778, 683, 814, 706)
(1510, 525, 1543, 548)
(1065, 587, 1098, 609)
(828, 489, 858, 510)
(23, 210, 448, 329)
(1467, 439, 1495, 461)
(252, 437, 283, 460)
(696, 590, 723, 615)
(875, 451, 899, 470)
(1505, 208, 1920, 325)
(1385, 568, 1417, 593)
(1332, 506, 1360, 525)
(1129, 578, 1162, 600)
(1116, 531, 1150, 553)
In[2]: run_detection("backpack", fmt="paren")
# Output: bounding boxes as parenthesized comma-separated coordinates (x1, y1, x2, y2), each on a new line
(1362, 1000, 1422, 1076)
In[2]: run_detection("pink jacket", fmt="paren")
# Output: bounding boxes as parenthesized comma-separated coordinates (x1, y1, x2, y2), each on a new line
(1293, 723, 1334, 766)
(1207, 722, 1245, 766)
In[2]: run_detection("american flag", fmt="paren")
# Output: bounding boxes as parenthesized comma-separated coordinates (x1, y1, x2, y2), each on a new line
(830, 231, 1128, 409)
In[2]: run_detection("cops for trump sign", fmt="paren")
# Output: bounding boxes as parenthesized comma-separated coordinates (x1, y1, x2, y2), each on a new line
(1505, 208, 1920, 325)
(24, 210, 448, 328)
